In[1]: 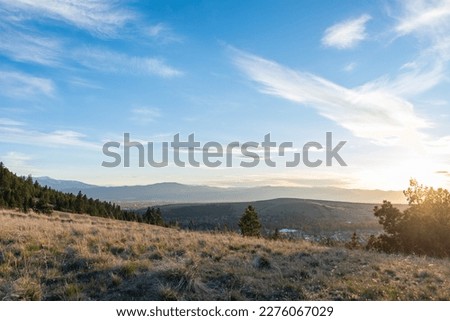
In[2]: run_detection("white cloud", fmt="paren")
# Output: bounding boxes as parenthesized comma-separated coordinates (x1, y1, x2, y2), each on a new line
(2, 151, 31, 163)
(388, 1, 450, 106)
(425, 135, 450, 156)
(67, 77, 103, 90)
(0, 2, 182, 78)
(74, 48, 183, 78)
(0, 118, 25, 126)
(148, 23, 166, 37)
(45, 130, 97, 148)
(382, 61, 446, 97)
(0, 0, 134, 37)
(232, 48, 428, 145)
(0, 119, 98, 150)
(1, 151, 36, 174)
(322, 14, 371, 49)
(393, 0, 450, 63)
(147, 23, 182, 43)
(395, 0, 450, 36)
(206, 172, 352, 189)
(130, 107, 161, 124)
(0, 70, 55, 98)
(0, 23, 62, 66)
(343, 62, 357, 72)
(1, 127, 99, 150)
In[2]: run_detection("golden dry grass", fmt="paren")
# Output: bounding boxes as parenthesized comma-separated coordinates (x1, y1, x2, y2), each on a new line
(0, 209, 449, 300)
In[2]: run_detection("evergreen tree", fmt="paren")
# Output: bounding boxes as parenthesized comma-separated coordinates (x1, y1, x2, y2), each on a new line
(346, 232, 360, 249)
(74, 191, 84, 213)
(143, 207, 164, 226)
(238, 205, 261, 237)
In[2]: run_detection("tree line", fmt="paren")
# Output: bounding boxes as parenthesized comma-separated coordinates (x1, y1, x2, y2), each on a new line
(0, 162, 156, 224)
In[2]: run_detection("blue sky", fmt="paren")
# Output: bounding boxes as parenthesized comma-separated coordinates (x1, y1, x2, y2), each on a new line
(0, 0, 449, 191)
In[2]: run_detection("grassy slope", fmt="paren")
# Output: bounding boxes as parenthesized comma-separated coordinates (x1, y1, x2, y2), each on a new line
(0, 209, 449, 301)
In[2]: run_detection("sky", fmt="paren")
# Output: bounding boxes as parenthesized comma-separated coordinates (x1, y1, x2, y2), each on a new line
(0, 0, 449, 191)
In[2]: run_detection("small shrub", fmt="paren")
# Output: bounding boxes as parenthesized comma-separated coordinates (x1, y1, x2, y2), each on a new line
(13, 277, 42, 300)
(120, 262, 139, 278)
(161, 262, 207, 294)
(64, 283, 82, 300)
(361, 287, 383, 300)
(345, 232, 361, 250)
(252, 255, 271, 269)
(414, 270, 433, 280)
(159, 285, 179, 300)
(149, 252, 163, 261)
(110, 273, 122, 287)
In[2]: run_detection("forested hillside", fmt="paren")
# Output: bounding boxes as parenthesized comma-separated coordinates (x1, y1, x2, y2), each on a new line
(0, 162, 140, 222)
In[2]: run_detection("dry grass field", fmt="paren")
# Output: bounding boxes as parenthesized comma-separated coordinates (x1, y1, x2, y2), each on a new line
(0, 209, 449, 301)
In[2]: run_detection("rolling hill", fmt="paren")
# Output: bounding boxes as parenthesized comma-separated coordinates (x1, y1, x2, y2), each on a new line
(154, 198, 409, 240)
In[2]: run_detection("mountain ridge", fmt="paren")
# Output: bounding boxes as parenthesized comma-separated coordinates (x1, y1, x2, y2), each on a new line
(35, 176, 405, 204)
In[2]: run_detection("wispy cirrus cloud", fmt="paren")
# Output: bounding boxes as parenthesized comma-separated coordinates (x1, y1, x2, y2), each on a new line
(0, 22, 62, 66)
(67, 77, 103, 90)
(0, 120, 98, 150)
(147, 23, 182, 44)
(74, 48, 183, 78)
(343, 62, 357, 72)
(0, 0, 134, 37)
(395, 0, 450, 37)
(390, 0, 450, 132)
(322, 14, 371, 49)
(130, 107, 161, 124)
(379, 60, 446, 98)
(231, 48, 428, 145)
(393, 0, 450, 68)
(425, 135, 450, 156)
(0, 2, 184, 80)
(0, 70, 55, 98)
(0, 151, 37, 174)
(42, 130, 98, 149)
(0, 27, 61, 66)
(0, 118, 25, 126)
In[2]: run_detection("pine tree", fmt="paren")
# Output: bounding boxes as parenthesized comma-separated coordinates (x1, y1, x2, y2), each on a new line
(346, 232, 360, 249)
(143, 207, 164, 226)
(238, 205, 262, 237)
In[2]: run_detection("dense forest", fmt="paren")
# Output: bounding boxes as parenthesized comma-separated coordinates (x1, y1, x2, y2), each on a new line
(0, 162, 142, 222)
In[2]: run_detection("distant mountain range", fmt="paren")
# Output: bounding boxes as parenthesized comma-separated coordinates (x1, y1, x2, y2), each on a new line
(36, 176, 96, 191)
(35, 176, 406, 204)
